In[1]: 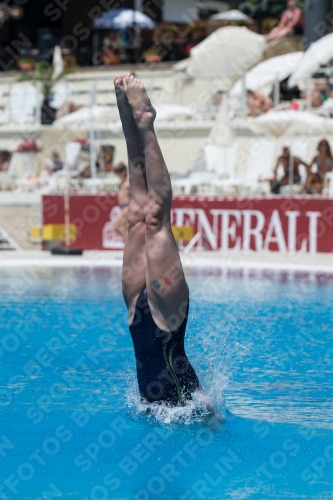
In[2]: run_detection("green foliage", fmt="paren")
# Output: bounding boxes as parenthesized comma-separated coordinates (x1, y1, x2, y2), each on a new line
(19, 62, 76, 99)
(144, 45, 161, 56)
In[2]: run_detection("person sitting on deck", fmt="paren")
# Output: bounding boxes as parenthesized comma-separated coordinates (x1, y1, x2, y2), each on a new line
(304, 139, 333, 195)
(266, 0, 303, 42)
(271, 146, 310, 194)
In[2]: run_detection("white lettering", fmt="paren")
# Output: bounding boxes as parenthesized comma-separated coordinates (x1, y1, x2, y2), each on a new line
(211, 209, 241, 251)
(285, 211, 300, 252)
(242, 211, 265, 251)
(172, 208, 196, 228)
(196, 209, 217, 250)
(222, 210, 241, 251)
(306, 211, 321, 254)
(264, 210, 287, 252)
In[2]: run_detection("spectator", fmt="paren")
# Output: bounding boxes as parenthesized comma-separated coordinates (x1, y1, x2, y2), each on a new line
(0, 150, 10, 172)
(45, 151, 64, 174)
(301, 87, 324, 109)
(247, 90, 273, 117)
(266, 0, 303, 42)
(311, 88, 323, 108)
(102, 30, 118, 51)
(101, 30, 120, 65)
(304, 139, 333, 194)
(271, 146, 309, 194)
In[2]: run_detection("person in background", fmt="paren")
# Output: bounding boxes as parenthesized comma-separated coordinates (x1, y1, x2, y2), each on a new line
(0, 150, 10, 172)
(100, 145, 115, 173)
(300, 87, 324, 109)
(271, 146, 309, 194)
(266, 0, 303, 42)
(311, 88, 324, 108)
(113, 162, 130, 241)
(247, 90, 273, 117)
(101, 30, 120, 65)
(304, 139, 333, 194)
(45, 151, 64, 174)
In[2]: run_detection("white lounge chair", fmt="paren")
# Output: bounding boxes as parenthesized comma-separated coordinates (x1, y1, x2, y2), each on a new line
(172, 171, 216, 195)
(203, 143, 239, 178)
(217, 139, 276, 194)
(3, 84, 42, 124)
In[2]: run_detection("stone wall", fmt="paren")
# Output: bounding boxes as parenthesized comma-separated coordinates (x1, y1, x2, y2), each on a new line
(0, 205, 40, 250)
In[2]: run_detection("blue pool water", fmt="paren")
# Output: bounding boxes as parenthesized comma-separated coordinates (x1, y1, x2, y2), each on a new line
(0, 267, 332, 499)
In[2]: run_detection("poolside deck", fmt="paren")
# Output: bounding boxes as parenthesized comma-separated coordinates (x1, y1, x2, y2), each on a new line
(1, 249, 332, 273)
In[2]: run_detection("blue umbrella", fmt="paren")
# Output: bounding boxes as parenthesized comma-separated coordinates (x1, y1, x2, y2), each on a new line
(93, 8, 155, 30)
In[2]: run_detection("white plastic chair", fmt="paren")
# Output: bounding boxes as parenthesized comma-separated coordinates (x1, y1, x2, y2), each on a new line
(172, 171, 216, 195)
(323, 172, 333, 197)
(203, 143, 239, 178)
(219, 139, 276, 194)
(5, 84, 42, 124)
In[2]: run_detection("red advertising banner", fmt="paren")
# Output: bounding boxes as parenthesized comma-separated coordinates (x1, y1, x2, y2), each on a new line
(42, 195, 333, 253)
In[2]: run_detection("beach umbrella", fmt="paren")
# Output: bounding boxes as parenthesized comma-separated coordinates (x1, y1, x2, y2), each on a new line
(210, 10, 254, 23)
(288, 32, 333, 88)
(53, 104, 193, 130)
(52, 45, 64, 80)
(93, 8, 155, 30)
(52, 106, 119, 129)
(186, 27, 266, 81)
(239, 110, 333, 136)
(230, 52, 303, 97)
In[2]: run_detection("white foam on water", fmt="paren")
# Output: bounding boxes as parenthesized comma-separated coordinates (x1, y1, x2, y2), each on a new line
(126, 384, 217, 425)
(124, 317, 236, 425)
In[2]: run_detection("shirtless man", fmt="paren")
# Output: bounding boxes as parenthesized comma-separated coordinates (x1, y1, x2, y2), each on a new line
(114, 162, 130, 241)
(271, 146, 309, 194)
(114, 74, 200, 406)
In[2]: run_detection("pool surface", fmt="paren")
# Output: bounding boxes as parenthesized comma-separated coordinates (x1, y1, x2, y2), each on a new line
(0, 267, 332, 499)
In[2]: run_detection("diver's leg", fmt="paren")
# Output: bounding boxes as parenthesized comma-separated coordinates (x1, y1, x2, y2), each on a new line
(123, 75, 189, 332)
(115, 75, 147, 323)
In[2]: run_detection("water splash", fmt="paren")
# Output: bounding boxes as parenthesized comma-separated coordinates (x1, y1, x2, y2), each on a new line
(124, 298, 235, 425)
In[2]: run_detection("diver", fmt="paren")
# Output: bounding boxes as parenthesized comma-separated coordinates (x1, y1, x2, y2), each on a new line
(114, 74, 200, 406)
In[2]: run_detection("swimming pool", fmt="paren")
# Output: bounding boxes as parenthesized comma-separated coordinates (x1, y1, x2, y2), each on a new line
(0, 267, 332, 499)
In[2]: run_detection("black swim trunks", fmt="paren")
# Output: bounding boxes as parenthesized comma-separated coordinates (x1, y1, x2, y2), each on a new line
(129, 288, 200, 406)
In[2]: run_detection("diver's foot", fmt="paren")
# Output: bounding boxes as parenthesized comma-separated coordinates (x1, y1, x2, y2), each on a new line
(114, 74, 137, 131)
(122, 74, 156, 130)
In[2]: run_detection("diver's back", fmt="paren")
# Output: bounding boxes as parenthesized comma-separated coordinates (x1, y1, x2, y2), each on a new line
(129, 288, 199, 405)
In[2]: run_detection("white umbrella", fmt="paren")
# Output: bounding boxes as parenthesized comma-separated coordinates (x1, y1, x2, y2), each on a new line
(52, 45, 64, 80)
(52, 104, 193, 130)
(210, 10, 254, 23)
(93, 8, 155, 29)
(288, 32, 333, 88)
(230, 52, 303, 97)
(154, 104, 194, 121)
(52, 106, 119, 129)
(172, 59, 189, 72)
(186, 27, 266, 82)
(237, 110, 333, 136)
